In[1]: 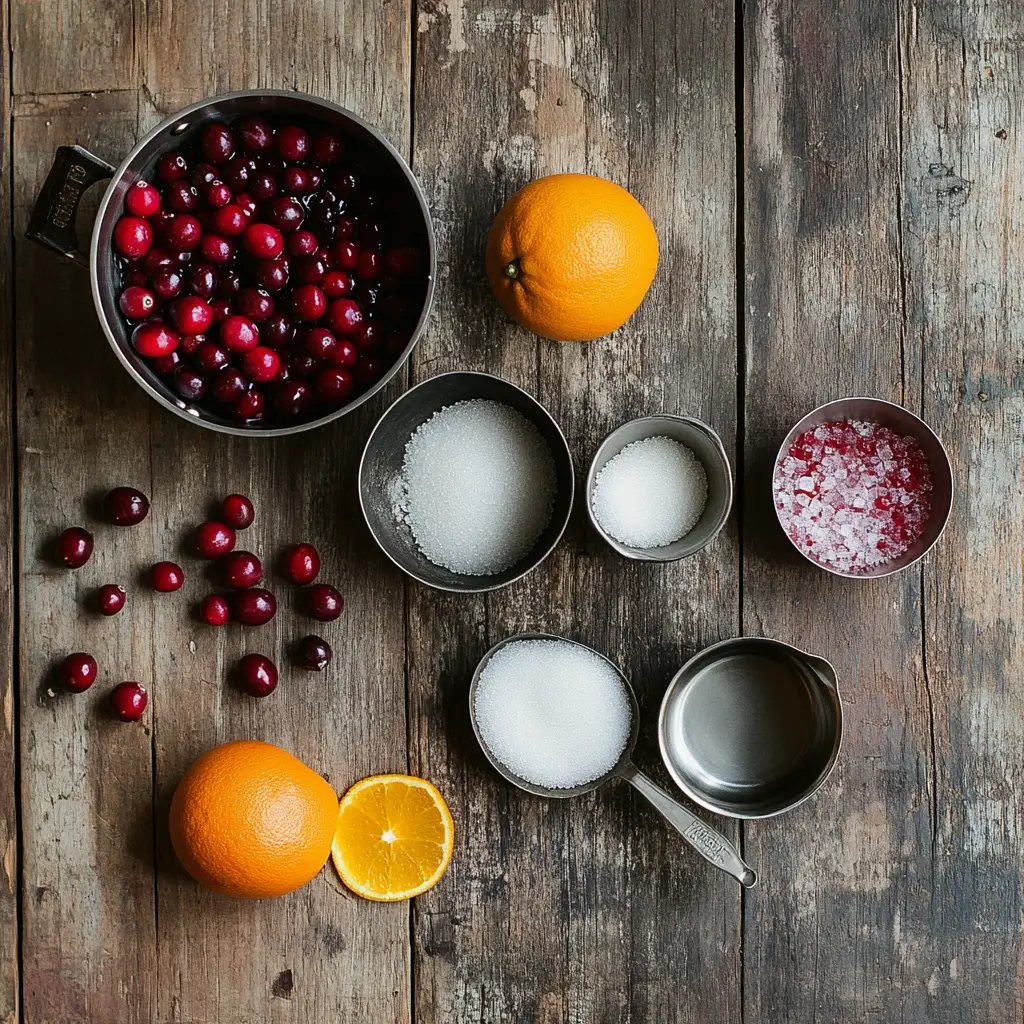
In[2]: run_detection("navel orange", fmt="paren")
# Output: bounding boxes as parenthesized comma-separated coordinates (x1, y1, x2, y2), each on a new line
(485, 173, 659, 342)
(331, 774, 454, 901)
(169, 739, 339, 899)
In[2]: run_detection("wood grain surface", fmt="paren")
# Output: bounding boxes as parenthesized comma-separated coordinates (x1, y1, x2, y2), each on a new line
(4, 0, 1023, 1022)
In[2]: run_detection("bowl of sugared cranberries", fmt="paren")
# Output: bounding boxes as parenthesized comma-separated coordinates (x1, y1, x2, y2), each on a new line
(27, 90, 435, 435)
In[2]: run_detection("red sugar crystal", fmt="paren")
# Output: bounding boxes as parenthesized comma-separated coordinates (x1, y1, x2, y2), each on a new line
(774, 419, 933, 574)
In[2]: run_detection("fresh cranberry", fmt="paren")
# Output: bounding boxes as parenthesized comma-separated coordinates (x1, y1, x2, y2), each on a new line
(255, 257, 290, 291)
(142, 246, 176, 276)
(351, 320, 380, 352)
(274, 379, 313, 419)
(329, 338, 358, 368)
(316, 367, 354, 406)
(124, 270, 149, 288)
(276, 125, 309, 162)
(220, 315, 260, 353)
(216, 268, 243, 297)
(267, 196, 304, 232)
(335, 215, 357, 241)
(233, 389, 265, 422)
(201, 122, 236, 164)
(287, 349, 321, 378)
(57, 527, 93, 568)
(150, 560, 184, 592)
(211, 367, 249, 405)
(262, 313, 294, 347)
(234, 192, 257, 218)
(332, 240, 358, 270)
(190, 162, 219, 187)
(103, 486, 149, 525)
(157, 153, 188, 182)
(281, 542, 320, 585)
(110, 681, 147, 721)
(205, 180, 232, 207)
(223, 156, 254, 191)
(186, 262, 218, 299)
(125, 181, 161, 217)
(213, 204, 247, 237)
(296, 635, 332, 671)
(310, 131, 343, 166)
(232, 588, 276, 626)
(222, 494, 254, 529)
(237, 115, 274, 152)
(166, 214, 201, 250)
(133, 320, 179, 358)
(250, 173, 278, 201)
(288, 230, 318, 257)
(294, 254, 327, 284)
(97, 584, 127, 615)
(163, 180, 196, 212)
(59, 652, 97, 692)
(326, 298, 362, 335)
(119, 285, 157, 319)
(114, 216, 153, 259)
(280, 166, 312, 194)
(242, 346, 280, 382)
(150, 266, 183, 300)
(194, 520, 236, 558)
(209, 298, 235, 324)
(306, 583, 343, 621)
(152, 349, 182, 375)
(243, 222, 284, 259)
(195, 342, 230, 373)
(321, 270, 352, 298)
(200, 233, 234, 264)
(173, 366, 207, 401)
(386, 246, 422, 276)
(354, 355, 383, 386)
(238, 287, 274, 321)
(181, 331, 206, 356)
(304, 326, 337, 360)
(292, 285, 326, 321)
(199, 593, 230, 626)
(237, 654, 277, 697)
(173, 296, 214, 335)
(223, 550, 262, 588)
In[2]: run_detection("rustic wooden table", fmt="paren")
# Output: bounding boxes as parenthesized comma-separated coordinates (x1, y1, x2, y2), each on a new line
(2, 0, 1021, 1021)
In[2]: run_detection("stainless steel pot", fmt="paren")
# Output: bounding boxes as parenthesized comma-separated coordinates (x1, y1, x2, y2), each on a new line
(26, 89, 436, 437)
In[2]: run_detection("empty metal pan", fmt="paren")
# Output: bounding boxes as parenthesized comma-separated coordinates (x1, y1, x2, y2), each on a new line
(658, 637, 842, 818)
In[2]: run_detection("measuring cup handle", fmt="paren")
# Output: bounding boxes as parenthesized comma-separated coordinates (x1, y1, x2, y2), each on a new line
(621, 764, 757, 888)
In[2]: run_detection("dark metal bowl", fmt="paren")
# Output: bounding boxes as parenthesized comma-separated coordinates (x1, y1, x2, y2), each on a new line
(26, 89, 436, 437)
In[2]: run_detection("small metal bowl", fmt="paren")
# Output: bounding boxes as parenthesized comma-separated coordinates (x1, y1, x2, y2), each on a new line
(585, 414, 733, 561)
(772, 397, 954, 578)
(359, 371, 574, 593)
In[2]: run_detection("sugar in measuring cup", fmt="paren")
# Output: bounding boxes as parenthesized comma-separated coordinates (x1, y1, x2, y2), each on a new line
(469, 633, 757, 888)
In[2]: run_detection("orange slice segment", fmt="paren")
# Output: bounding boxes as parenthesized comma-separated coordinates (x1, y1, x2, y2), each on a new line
(332, 774, 454, 901)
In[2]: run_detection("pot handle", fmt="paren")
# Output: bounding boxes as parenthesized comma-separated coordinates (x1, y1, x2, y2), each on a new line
(26, 145, 115, 268)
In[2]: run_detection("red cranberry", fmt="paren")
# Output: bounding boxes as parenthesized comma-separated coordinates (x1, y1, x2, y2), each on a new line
(104, 486, 149, 525)
(232, 588, 277, 626)
(59, 652, 97, 692)
(286, 350, 321, 378)
(255, 258, 289, 291)
(282, 542, 321, 584)
(329, 338, 358, 368)
(98, 584, 127, 616)
(124, 270, 149, 288)
(166, 214, 201, 250)
(133, 320, 179, 358)
(304, 326, 337, 360)
(237, 115, 274, 153)
(186, 262, 218, 299)
(205, 180, 232, 207)
(275, 380, 313, 419)
(233, 389, 265, 422)
(57, 527, 93, 568)
(190, 162, 219, 187)
(292, 285, 326, 321)
(386, 246, 422, 276)
(157, 153, 188, 182)
(141, 247, 175, 277)
(355, 355, 383, 386)
(262, 313, 294, 347)
(163, 180, 197, 212)
(276, 125, 309, 162)
(237, 654, 277, 697)
(201, 122, 236, 164)
(288, 230, 319, 257)
(234, 192, 257, 218)
(150, 560, 184, 592)
(216, 268, 243, 297)
(210, 298, 235, 324)
(119, 286, 157, 319)
(173, 296, 214, 335)
(222, 494, 254, 529)
(241, 346, 280, 383)
(351, 320, 380, 352)
(110, 681, 147, 721)
(280, 166, 312, 194)
(223, 550, 262, 589)
(152, 349, 182, 375)
(213, 204, 247, 237)
(332, 240, 358, 270)
(195, 341, 230, 373)
(267, 197, 304, 232)
(327, 298, 362, 335)
(306, 584, 343, 621)
(355, 249, 382, 279)
(243, 222, 284, 259)
(310, 131, 343, 166)
(151, 266, 183, 300)
(223, 156, 254, 191)
(200, 233, 234, 264)
(296, 635, 332, 671)
(195, 520, 236, 558)
(238, 287, 274, 321)
(199, 593, 230, 626)
(335, 215, 356, 241)
(211, 367, 249, 405)
(316, 367, 354, 406)
(321, 270, 352, 298)
(251, 173, 278, 201)
(220, 315, 260, 353)
(173, 366, 207, 401)
(114, 216, 153, 259)
(295, 254, 327, 284)
(180, 329, 205, 354)
(125, 181, 161, 217)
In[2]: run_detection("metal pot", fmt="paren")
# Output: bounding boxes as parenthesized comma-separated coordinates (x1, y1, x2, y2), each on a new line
(26, 89, 436, 437)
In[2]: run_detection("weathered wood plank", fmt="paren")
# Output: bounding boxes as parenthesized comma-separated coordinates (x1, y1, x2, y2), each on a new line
(410, 0, 740, 1020)
(742, 1, 937, 1021)
(901, 3, 1024, 1019)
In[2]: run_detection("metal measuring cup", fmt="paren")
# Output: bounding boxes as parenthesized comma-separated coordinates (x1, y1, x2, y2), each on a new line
(468, 633, 757, 888)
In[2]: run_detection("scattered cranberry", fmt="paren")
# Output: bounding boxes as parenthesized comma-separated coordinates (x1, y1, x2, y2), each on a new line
(237, 654, 277, 697)
(276, 125, 309, 162)
(110, 681, 148, 721)
(216, 268, 243, 297)
(292, 284, 326, 321)
(268, 196, 304, 232)
(311, 131, 343, 165)
(209, 298, 235, 325)
(330, 339, 358, 368)
(332, 240, 358, 270)
(233, 389, 265, 422)
(157, 153, 188, 182)
(316, 367, 354, 406)
(195, 342, 230, 373)
(222, 494, 255, 529)
(232, 587, 277, 626)
(251, 173, 278, 201)
(274, 379, 313, 420)
(186, 263, 218, 299)
(211, 367, 248, 405)
(262, 313, 294, 347)
(104, 486, 150, 525)
(296, 635, 332, 671)
(306, 583, 343, 621)
(237, 115, 274, 152)
(304, 326, 337, 360)
(150, 560, 184, 592)
(288, 230, 318, 257)
(152, 349, 182, 376)
(201, 122, 236, 164)
(194, 520, 236, 558)
(243, 223, 284, 259)
(223, 550, 262, 588)
(98, 584, 127, 616)
(238, 287, 274, 321)
(282, 542, 320, 585)
(150, 266, 183, 300)
(213, 204, 247, 237)
(143, 246, 177, 276)
(125, 181, 161, 217)
(165, 180, 198, 212)
(255, 258, 289, 291)
(356, 249, 382, 279)
(351, 320, 379, 352)
(59, 652, 97, 692)
(199, 593, 230, 626)
(119, 285, 157, 319)
(205, 180, 232, 207)
(200, 233, 234, 264)
(241, 346, 280, 383)
(295, 253, 328, 284)
(114, 216, 153, 259)
(173, 296, 214, 335)
(224, 156, 254, 191)
(174, 366, 207, 401)
(220, 315, 260, 353)
(321, 270, 352, 298)
(235, 192, 257, 218)
(327, 298, 362, 335)
(166, 214, 201, 250)
(57, 526, 93, 568)
(191, 163, 218, 187)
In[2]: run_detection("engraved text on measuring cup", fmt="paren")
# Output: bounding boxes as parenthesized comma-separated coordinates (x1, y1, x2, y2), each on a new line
(683, 821, 726, 864)
(51, 163, 89, 229)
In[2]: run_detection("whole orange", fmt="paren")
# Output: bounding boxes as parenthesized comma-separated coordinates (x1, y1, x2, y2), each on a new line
(169, 739, 338, 899)
(485, 173, 659, 342)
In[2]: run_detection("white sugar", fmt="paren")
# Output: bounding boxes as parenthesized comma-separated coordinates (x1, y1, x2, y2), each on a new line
(591, 435, 708, 548)
(474, 639, 632, 789)
(395, 399, 556, 575)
